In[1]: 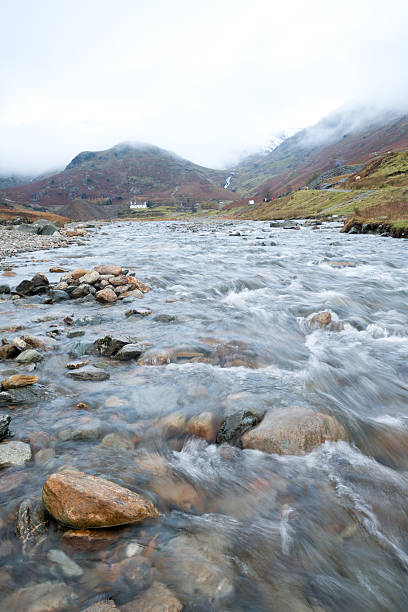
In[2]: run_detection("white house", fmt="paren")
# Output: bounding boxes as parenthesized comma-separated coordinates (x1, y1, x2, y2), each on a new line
(248, 199, 255, 206)
(129, 201, 147, 209)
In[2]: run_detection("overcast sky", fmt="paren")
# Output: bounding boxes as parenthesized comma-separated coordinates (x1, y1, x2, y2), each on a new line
(1, 0, 407, 175)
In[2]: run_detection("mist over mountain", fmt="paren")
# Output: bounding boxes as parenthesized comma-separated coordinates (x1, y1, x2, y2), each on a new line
(1, 103, 407, 220)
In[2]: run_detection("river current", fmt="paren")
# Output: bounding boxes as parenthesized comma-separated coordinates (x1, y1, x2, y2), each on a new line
(1, 219, 408, 611)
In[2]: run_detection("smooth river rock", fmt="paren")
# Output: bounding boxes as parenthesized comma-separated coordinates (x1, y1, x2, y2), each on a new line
(241, 406, 348, 455)
(15, 349, 43, 364)
(42, 470, 160, 528)
(66, 366, 110, 381)
(115, 343, 144, 361)
(121, 581, 183, 612)
(2, 581, 73, 612)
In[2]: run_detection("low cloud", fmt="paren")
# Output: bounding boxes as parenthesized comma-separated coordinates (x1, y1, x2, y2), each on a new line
(1, 0, 407, 176)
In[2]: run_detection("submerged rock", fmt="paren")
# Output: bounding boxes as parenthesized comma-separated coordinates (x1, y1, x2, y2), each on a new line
(188, 411, 219, 443)
(2, 581, 73, 612)
(15, 349, 43, 364)
(0, 440, 32, 467)
(42, 470, 160, 528)
(156, 534, 234, 606)
(121, 581, 183, 612)
(0, 415, 11, 441)
(82, 601, 120, 612)
(16, 497, 49, 555)
(47, 548, 83, 577)
(241, 406, 347, 455)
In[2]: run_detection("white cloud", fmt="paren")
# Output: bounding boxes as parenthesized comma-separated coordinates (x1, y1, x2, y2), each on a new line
(0, 0, 407, 174)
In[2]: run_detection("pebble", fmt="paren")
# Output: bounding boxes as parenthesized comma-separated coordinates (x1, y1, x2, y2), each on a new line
(47, 548, 83, 577)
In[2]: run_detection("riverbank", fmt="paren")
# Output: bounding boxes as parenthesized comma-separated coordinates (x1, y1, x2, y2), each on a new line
(0, 222, 99, 258)
(341, 215, 408, 238)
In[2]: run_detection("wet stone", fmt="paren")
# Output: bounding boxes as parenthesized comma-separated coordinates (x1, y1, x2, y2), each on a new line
(0, 415, 11, 441)
(66, 359, 89, 370)
(1, 374, 38, 389)
(67, 366, 110, 381)
(156, 534, 234, 606)
(16, 497, 49, 555)
(188, 411, 219, 443)
(66, 329, 85, 338)
(121, 581, 183, 612)
(0, 343, 19, 359)
(125, 307, 152, 317)
(216, 410, 261, 448)
(47, 548, 83, 577)
(101, 432, 134, 451)
(0, 391, 12, 404)
(241, 406, 348, 455)
(42, 470, 160, 528)
(310, 311, 332, 328)
(82, 601, 120, 612)
(115, 343, 144, 361)
(15, 349, 43, 364)
(0, 440, 32, 467)
(95, 287, 117, 303)
(2, 581, 74, 612)
(91, 335, 133, 357)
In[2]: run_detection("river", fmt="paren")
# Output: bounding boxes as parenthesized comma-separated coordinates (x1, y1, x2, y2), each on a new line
(0, 219, 408, 611)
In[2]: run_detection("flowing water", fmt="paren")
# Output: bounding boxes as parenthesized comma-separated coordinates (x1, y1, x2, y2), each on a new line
(0, 219, 408, 611)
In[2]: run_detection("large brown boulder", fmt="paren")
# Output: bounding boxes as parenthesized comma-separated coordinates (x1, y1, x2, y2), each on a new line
(42, 470, 159, 528)
(241, 407, 347, 455)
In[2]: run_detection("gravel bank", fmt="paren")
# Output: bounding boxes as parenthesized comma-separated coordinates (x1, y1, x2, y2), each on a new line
(0, 227, 87, 258)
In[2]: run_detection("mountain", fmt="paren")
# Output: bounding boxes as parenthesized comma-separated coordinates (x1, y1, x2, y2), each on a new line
(1, 107, 408, 221)
(229, 107, 408, 197)
(264, 129, 302, 153)
(0, 143, 229, 219)
(0, 174, 35, 189)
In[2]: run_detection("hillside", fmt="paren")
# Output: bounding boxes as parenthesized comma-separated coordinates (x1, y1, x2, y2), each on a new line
(230, 109, 408, 197)
(231, 150, 408, 236)
(0, 143, 230, 220)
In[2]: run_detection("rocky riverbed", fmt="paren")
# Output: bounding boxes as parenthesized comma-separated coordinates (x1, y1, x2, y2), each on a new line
(0, 219, 96, 257)
(0, 218, 407, 611)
